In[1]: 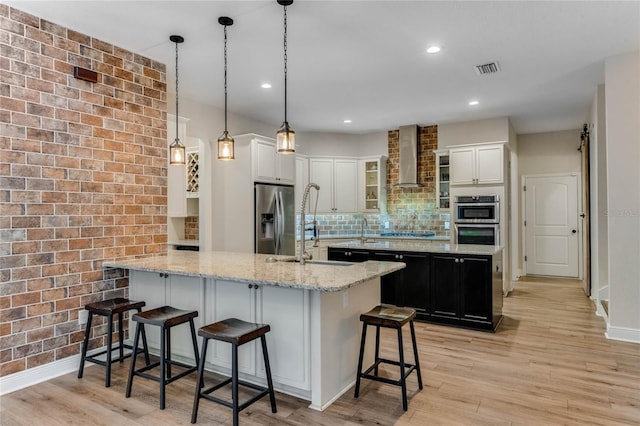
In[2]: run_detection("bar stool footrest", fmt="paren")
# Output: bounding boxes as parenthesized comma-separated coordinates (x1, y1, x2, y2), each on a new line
(84, 344, 145, 366)
(199, 379, 270, 412)
(361, 358, 418, 386)
(133, 360, 198, 385)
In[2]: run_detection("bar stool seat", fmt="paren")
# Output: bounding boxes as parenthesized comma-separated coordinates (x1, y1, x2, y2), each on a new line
(191, 318, 277, 426)
(126, 306, 200, 409)
(78, 297, 149, 387)
(354, 305, 423, 411)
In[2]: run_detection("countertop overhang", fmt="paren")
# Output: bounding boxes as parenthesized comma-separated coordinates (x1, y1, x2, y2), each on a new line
(328, 240, 504, 255)
(104, 251, 405, 292)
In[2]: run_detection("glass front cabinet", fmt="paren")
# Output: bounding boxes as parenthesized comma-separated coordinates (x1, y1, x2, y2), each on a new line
(359, 156, 387, 213)
(434, 149, 450, 211)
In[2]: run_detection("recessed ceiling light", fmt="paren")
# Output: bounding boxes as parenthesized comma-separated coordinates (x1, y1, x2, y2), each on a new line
(426, 46, 441, 54)
(468, 100, 479, 106)
(343, 119, 352, 124)
(261, 83, 272, 89)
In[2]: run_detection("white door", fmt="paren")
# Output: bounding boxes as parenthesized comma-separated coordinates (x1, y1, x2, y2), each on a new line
(524, 174, 580, 277)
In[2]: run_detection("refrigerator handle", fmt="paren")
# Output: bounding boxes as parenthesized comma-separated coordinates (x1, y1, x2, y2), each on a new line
(274, 192, 281, 254)
(278, 191, 285, 254)
(279, 192, 285, 254)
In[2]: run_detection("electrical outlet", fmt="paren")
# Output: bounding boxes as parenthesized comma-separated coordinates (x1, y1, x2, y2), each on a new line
(384, 221, 390, 229)
(78, 310, 89, 325)
(342, 291, 349, 308)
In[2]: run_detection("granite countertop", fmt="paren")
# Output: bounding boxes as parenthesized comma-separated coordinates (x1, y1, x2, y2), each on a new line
(328, 240, 503, 256)
(104, 251, 405, 292)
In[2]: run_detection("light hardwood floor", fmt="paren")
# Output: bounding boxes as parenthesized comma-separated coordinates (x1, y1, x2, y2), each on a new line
(2, 278, 639, 425)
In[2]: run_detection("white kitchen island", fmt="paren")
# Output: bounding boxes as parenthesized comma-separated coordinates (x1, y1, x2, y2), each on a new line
(104, 251, 404, 411)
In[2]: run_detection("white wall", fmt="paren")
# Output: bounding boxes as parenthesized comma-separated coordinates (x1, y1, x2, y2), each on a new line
(438, 117, 510, 148)
(604, 51, 640, 342)
(517, 130, 582, 175)
(295, 130, 387, 157)
(588, 84, 609, 314)
(595, 85, 609, 302)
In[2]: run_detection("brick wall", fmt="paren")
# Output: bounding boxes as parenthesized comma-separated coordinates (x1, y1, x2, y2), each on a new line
(0, 5, 167, 376)
(184, 216, 199, 240)
(386, 125, 450, 234)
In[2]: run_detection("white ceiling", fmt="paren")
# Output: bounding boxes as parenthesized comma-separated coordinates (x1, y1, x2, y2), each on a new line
(6, 1, 640, 135)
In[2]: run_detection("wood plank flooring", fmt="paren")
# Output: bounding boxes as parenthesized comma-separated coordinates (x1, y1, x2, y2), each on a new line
(1, 277, 639, 425)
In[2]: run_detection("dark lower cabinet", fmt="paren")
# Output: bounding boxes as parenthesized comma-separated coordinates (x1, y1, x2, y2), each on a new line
(327, 248, 370, 262)
(328, 246, 502, 331)
(430, 253, 502, 331)
(373, 251, 430, 320)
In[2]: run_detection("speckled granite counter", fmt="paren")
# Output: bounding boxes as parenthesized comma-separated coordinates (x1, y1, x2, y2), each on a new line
(104, 250, 404, 292)
(328, 240, 503, 255)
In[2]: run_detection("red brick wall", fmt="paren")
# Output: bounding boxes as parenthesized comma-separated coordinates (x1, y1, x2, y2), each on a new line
(386, 125, 449, 234)
(0, 5, 168, 376)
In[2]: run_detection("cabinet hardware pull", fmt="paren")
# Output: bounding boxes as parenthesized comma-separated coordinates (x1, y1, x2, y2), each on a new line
(455, 258, 459, 263)
(248, 284, 253, 289)
(460, 258, 465, 263)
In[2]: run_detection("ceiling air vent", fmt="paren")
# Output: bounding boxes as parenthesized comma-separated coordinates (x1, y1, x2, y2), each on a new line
(474, 61, 501, 75)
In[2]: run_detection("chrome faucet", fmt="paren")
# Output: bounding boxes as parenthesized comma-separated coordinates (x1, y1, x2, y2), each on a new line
(299, 182, 320, 264)
(360, 217, 368, 243)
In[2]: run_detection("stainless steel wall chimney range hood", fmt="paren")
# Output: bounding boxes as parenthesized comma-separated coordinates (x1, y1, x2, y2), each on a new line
(395, 124, 422, 188)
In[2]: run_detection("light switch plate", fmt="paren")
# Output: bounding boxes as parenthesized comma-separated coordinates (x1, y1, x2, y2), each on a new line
(78, 310, 89, 325)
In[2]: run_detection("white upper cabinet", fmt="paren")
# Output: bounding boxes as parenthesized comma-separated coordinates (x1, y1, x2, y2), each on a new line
(334, 160, 358, 212)
(309, 158, 358, 213)
(167, 114, 189, 217)
(449, 143, 504, 185)
(252, 138, 295, 184)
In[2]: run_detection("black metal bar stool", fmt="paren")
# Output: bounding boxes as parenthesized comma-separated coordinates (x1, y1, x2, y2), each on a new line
(78, 297, 149, 387)
(126, 305, 200, 409)
(354, 305, 423, 411)
(191, 318, 277, 426)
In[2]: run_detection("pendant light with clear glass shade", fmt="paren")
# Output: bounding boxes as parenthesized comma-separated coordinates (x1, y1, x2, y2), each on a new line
(169, 35, 186, 165)
(276, 0, 295, 154)
(217, 17, 235, 160)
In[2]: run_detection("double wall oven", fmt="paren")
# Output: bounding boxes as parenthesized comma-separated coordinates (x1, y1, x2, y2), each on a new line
(454, 195, 500, 245)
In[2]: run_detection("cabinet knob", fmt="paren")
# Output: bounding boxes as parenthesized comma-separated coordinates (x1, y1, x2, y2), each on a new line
(399, 255, 403, 260)
(454, 258, 459, 263)
(248, 284, 253, 289)
(459, 258, 465, 263)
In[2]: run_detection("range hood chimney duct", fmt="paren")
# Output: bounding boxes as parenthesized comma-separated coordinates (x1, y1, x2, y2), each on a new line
(395, 124, 422, 188)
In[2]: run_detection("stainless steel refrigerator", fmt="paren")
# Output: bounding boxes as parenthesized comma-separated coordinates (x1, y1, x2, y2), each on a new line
(255, 183, 295, 255)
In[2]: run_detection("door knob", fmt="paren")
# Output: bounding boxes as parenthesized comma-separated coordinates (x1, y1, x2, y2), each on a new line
(572, 229, 577, 234)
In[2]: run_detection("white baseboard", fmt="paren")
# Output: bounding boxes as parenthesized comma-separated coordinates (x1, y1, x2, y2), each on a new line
(606, 325, 640, 344)
(0, 354, 83, 396)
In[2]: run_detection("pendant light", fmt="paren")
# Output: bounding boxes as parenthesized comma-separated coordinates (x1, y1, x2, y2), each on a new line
(217, 17, 235, 160)
(276, 0, 295, 154)
(169, 35, 186, 165)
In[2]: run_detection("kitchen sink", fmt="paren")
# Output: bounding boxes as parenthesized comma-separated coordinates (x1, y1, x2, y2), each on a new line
(302, 260, 353, 267)
(379, 231, 435, 238)
(266, 257, 353, 266)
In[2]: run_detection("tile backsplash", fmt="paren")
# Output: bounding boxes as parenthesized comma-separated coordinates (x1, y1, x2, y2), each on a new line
(298, 212, 450, 239)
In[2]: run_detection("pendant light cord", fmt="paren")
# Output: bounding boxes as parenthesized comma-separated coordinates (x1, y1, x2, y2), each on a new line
(224, 24, 228, 132)
(175, 40, 179, 141)
(283, 4, 288, 123)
